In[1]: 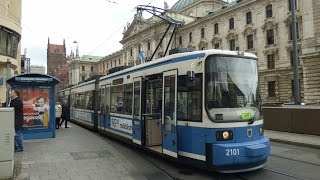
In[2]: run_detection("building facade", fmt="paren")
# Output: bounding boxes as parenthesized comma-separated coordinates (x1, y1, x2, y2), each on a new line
(117, 0, 320, 104)
(30, 65, 46, 74)
(47, 39, 69, 91)
(68, 55, 102, 85)
(0, 0, 22, 104)
(97, 50, 123, 75)
(75, 0, 320, 104)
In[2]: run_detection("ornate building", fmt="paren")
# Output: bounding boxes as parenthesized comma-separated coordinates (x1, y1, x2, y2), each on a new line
(114, 0, 320, 104)
(97, 50, 123, 75)
(47, 38, 69, 91)
(0, 0, 22, 104)
(68, 55, 102, 85)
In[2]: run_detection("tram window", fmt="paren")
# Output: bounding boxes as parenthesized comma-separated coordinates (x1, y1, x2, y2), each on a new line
(99, 89, 104, 113)
(111, 85, 124, 113)
(124, 83, 133, 115)
(164, 75, 176, 132)
(86, 91, 94, 110)
(177, 74, 202, 122)
(133, 81, 140, 116)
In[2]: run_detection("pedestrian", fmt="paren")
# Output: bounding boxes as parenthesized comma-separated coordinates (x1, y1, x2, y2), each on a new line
(55, 101, 62, 129)
(60, 100, 70, 128)
(9, 89, 24, 152)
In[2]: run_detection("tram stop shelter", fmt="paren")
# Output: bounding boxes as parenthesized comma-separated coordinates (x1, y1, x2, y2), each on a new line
(6, 73, 60, 139)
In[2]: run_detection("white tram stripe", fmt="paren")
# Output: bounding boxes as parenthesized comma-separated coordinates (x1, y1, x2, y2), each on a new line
(132, 139, 142, 145)
(178, 151, 206, 161)
(163, 149, 178, 158)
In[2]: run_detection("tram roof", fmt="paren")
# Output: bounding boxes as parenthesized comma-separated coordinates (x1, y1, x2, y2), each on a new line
(98, 49, 257, 82)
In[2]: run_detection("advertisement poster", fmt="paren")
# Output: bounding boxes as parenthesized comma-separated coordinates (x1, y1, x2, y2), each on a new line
(110, 116, 132, 134)
(19, 87, 50, 129)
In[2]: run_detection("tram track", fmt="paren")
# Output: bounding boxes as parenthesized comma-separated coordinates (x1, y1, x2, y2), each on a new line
(270, 154, 320, 167)
(261, 167, 308, 180)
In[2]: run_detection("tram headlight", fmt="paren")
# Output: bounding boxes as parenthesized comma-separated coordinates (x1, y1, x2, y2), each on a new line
(216, 130, 233, 141)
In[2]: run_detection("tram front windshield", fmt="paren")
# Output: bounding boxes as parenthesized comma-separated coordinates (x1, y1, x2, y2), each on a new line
(205, 55, 261, 122)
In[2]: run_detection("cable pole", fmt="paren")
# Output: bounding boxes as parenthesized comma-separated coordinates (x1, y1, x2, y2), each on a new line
(291, 0, 300, 104)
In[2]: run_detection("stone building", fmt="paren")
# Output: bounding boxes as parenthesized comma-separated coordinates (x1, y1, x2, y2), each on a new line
(68, 55, 102, 85)
(97, 50, 123, 75)
(115, 0, 320, 104)
(47, 38, 69, 91)
(30, 65, 46, 74)
(0, 0, 22, 104)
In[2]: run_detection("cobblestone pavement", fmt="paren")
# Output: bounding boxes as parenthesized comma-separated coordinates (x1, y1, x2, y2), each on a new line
(14, 123, 171, 180)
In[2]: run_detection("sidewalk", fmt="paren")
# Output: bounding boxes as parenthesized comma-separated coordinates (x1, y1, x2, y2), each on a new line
(265, 130, 320, 149)
(13, 123, 171, 180)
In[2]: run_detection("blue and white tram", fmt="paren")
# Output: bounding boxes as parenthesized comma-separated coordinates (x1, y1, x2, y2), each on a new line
(62, 49, 270, 172)
(69, 80, 97, 128)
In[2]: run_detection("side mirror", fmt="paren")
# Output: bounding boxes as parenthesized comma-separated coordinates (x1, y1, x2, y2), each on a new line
(187, 71, 195, 81)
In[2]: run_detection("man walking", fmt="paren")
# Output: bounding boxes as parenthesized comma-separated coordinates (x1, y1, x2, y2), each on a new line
(60, 100, 70, 128)
(9, 89, 24, 152)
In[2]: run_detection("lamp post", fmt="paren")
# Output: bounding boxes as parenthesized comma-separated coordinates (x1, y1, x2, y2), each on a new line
(291, 0, 300, 104)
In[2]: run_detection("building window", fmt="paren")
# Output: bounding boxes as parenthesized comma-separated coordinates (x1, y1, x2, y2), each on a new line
(0, 27, 20, 58)
(247, 34, 254, 49)
(214, 23, 219, 34)
(246, 12, 252, 24)
(82, 75, 86, 82)
(201, 28, 205, 39)
(189, 32, 193, 43)
(119, 59, 121, 65)
(267, 54, 275, 69)
(266, 4, 273, 18)
(290, 22, 299, 40)
(107, 63, 108, 69)
(82, 66, 85, 71)
(110, 62, 112, 68)
(130, 48, 133, 57)
(147, 42, 151, 51)
(267, 29, 274, 45)
(214, 43, 219, 49)
(229, 18, 234, 30)
(91, 66, 93, 71)
(229, 39, 235, 51)
(268, 81, 276, 97)
(114, 61, 116, 66)
(179, 36, 182, 45)
(289, 0, 297, 11)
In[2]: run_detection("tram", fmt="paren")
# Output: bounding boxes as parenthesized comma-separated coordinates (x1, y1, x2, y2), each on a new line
(59, 49, 270, 172)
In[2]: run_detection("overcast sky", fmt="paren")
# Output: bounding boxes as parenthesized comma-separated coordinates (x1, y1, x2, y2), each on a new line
(21, 0, 178, 67)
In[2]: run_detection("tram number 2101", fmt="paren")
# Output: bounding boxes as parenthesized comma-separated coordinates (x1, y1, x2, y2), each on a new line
(226, 149, 240, 156)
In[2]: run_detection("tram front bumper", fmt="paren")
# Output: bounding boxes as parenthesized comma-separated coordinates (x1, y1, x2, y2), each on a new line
(210, 137, 270, 170)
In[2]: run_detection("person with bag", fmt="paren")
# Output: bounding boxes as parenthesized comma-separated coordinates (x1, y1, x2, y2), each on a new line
(55, 101, 62, 129)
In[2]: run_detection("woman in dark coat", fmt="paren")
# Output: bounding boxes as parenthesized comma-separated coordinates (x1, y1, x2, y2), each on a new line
(60, 101, 70, 128)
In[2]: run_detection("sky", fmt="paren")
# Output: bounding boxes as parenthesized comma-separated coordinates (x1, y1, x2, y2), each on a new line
(21, 0, 178, 67)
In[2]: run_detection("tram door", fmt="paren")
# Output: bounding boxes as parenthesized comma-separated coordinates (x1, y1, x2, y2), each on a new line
(132, 77, 142, 145)
(101, 84, 111, 131)
(98, 87, 105, 131)
(162, 70, 178, 158)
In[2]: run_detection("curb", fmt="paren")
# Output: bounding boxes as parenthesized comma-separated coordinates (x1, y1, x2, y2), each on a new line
(270, 138, 320, 149)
